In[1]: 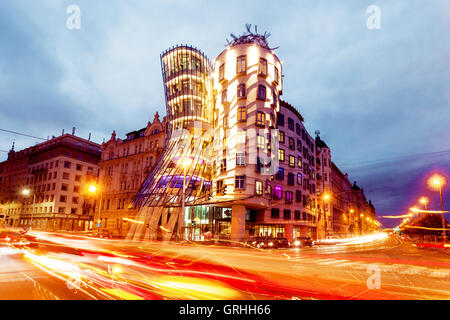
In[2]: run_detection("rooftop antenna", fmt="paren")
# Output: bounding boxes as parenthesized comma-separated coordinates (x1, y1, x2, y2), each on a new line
(88, 132, 91, 141)
(315, 130, 321, 137)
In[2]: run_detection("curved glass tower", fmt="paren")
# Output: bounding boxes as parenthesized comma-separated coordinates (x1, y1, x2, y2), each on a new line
(129, 46, 215, 241)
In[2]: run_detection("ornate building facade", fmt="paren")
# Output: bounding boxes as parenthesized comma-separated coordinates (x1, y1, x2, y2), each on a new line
(95, 113, 166, 237)
(0, 133, 101, 231)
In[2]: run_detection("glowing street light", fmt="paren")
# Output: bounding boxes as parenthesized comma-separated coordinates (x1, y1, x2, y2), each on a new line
(22, 188, 35, 230)
(428, 174, 447, 241)
(419, 197, 429, 211)
(89, 184, 103, 231)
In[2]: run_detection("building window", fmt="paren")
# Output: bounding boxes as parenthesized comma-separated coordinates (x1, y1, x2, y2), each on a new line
(288, 118, 294, 130)
(72, 197, 79, 204)
(297, 139, 302, 152)
(277, 113, 285, 127)
(278, 149, 285, 161)
(296, 123, 301, 135)
(237, 84, 246, 98)
(236, 152, 245, 166)
(273, 185, 282, 199)
(255, 181, 263, 195)
(257, 135, 265, 149)
(76, 164, 82, 171)
(64, 161, 71, 168)
(221, 89, 227, 104)
(219, 63, 225, 81)
(283, 209, 291, 219)
(61, 184, 68, 191)
(74, 186, 80, 193)
(236, 55, 246, 74)
(287, 138, 294, 151)
(296, 190, 302, 202)
(274, 66, 279, 83)
(297, 173, 303, 185)
(298, 157, 302, 168)
(257, 85, 266, 100)
(272, 89, 277, 107)
(256, 111, 265, 126)
(237, 106, 246, 122)
(295, 210, 301, 220)
(279, 131, 285, 144)
(271, 208, 280, 219)
(287, 173, 295, 185)
(60, 195, 66, 202)
(235, 176, 245, 189)
(289, 155, 295, 168)
(259, 58, 268, 76)
(275, 168, 284, 180)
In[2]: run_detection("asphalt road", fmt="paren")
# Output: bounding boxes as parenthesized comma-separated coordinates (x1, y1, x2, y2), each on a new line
(1, 229, 450, 300)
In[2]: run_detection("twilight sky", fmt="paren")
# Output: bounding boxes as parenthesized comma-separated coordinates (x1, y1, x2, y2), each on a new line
(1, 0, 449, 227)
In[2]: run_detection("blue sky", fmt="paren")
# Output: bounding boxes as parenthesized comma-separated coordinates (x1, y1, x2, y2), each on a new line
(1, 0, 449, 227)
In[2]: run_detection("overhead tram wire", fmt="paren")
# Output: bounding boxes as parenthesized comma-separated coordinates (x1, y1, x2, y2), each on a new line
(0, 128, 47, 141)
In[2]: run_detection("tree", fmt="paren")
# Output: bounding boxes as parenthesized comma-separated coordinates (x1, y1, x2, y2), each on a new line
(403, 214, 449, 237)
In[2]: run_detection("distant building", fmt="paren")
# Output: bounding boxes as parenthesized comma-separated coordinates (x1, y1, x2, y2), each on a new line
(0, 133, 101, 231)
(96, 113, 166, 237)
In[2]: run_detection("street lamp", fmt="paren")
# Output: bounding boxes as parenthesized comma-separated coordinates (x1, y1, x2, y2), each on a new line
(419, 197, 429, 211)
(429, 174, 447, 241)
(89, 184, 103, 232)
(22, 188, 35, 230)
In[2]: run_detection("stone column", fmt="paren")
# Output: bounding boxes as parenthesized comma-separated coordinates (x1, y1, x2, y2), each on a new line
(231, 205, 246, 242)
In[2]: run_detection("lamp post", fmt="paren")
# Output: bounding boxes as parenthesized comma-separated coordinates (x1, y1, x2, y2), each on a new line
(419, 197, 429, 211)
(22, 189, 35, 230)
(89, 185, 103, 232)
(429, 175, 446, 242)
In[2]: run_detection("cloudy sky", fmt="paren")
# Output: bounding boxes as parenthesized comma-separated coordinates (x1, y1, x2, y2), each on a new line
(1, 0, 449, 227)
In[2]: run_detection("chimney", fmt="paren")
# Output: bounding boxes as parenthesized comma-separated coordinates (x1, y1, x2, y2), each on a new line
(88, 133, 91, 141)
(72, 127, 76, 135)
(62, 129, 65, 135)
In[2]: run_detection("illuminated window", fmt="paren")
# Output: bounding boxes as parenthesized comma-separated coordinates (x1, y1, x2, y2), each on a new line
(237, 84, 246, 98)
(259, 58, 268, 76)
(297, 173, 302, 185)
(279, 131, 284, 144)
(256, 111, 265, 126)
(182, 79, 189, 91)
(257, 85, 266, 100)
(273, 186, 282, 199)
(237, 106, 246, 122)
(298, 157, 302, 168)
(219, 63, 225, 81)
(255, 180, 263, 195)
(235, 175, 245, 189)
(276, 168, 284, 180)
(257, 135, 265, 149)
(236, 55, 246, 74)
(289, 155, 295, 168)
(278, 149, 285, 161)
(236, 152, 245, 166)
(285, 191, 293, 204)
